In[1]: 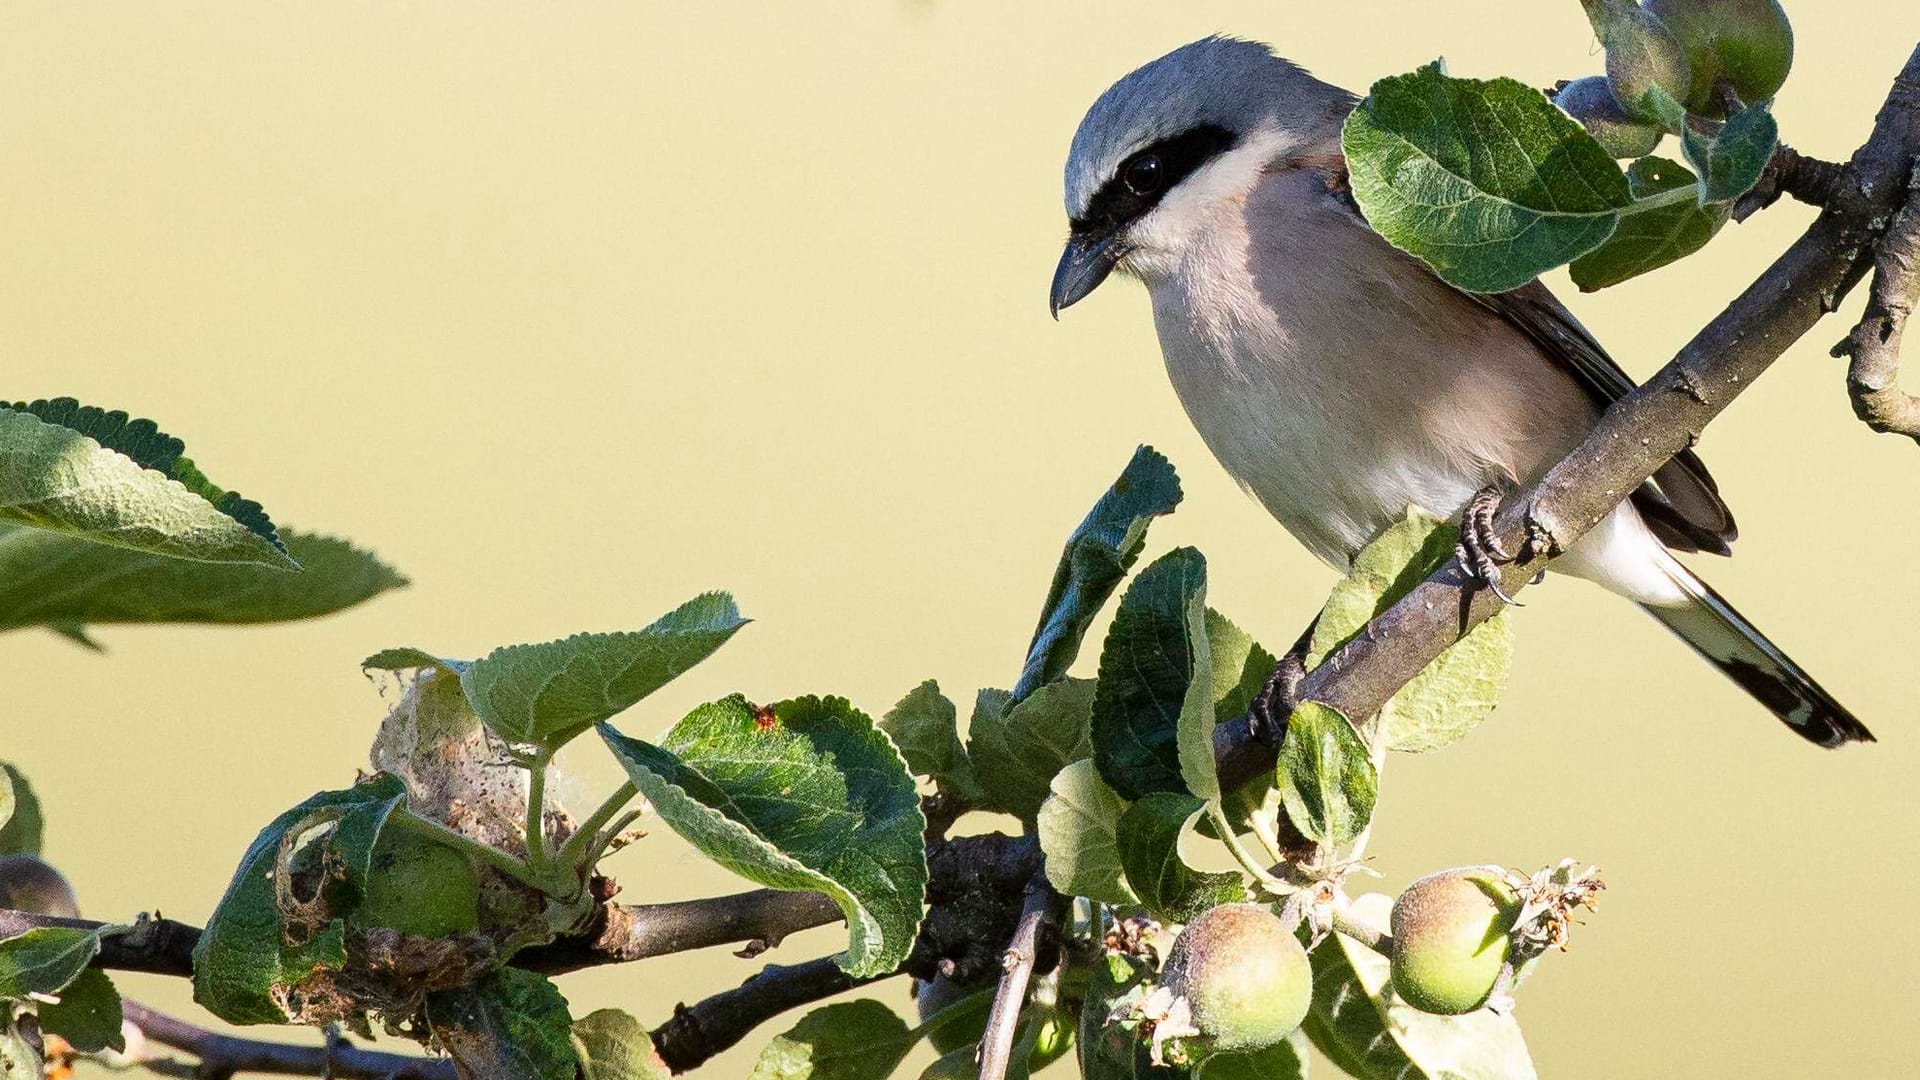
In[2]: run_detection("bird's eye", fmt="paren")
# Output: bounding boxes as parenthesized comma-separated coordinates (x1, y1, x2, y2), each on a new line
(1122, 154, 1163, 196)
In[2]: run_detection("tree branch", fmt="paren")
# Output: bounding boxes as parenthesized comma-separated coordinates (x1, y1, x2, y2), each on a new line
(650, 956, 883, 1074)
(515, 887, 844, 974)
(122, 1000, 455, 1079)
(974, 876, 1061, 1080)
(1836, 159, 1920, 442)
(1215, 41, 1920, 791)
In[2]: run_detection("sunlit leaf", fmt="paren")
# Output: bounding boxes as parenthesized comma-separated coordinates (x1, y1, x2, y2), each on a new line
(36, 967, 125, 1053)
(572, 1009, 673, 1080)
(880, 680, 986, 804)
(750, 999, 914, 1080)
(0, 763, 41, 857)
(0, 926, 98, 1000)
(1571, 157, 1729, 290)
(968, 678, 1095, 822)
(1276, 703, 1377, 848)
(1037, 759, 1136, 905)
(1090, 548, 1214, 802)
(1117, 792, 1247, 923)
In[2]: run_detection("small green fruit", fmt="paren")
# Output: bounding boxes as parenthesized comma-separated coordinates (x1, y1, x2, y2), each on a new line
(1646, 0, 1794, 116)
(915, 975, 990, 1055)
(1555, 76, 1665, 158)
(0, 854, 79, 917)
(1028, 1007, 1073, 1071)
(352, 829, 481, 938)
(1582, 0, 1693, 123)
(1162, 904, 1312, 1053)
(1389, 868, 1520, 1015)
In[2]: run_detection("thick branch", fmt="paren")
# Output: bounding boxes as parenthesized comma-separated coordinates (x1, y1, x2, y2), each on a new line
(650, 957, 883, 1074)
(1837, 160, 1920, 441)
(0, 909, 202, 978)
(974, 877, 1061, 1080)
(516, 888, 844, 974)
(1216, 41, 1920, 790)
(123, 1000, 455, 1079)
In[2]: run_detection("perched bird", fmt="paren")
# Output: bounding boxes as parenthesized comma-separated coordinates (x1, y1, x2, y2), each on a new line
(1050, 36, 1871, 747)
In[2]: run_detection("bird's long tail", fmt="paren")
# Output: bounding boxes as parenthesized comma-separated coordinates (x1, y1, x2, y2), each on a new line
(1638, 550, 1874, 747)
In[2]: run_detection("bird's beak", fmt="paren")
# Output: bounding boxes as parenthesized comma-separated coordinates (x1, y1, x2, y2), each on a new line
(1049, 228, 1124, 319)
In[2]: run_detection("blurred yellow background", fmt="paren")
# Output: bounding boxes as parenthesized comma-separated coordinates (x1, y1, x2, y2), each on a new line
(3, 2, 1913, 1076)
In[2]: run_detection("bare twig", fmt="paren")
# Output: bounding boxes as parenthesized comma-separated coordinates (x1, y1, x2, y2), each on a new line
(1733, 143, 1850, 222)
(1836, 160, 1920, 442)
(974, 877, 1061, 1080)
(122, 1000, 455, 1079)
(515, 887, 844, 974)
(0, 909, 202, 978)
(650, 956, 884, 1073)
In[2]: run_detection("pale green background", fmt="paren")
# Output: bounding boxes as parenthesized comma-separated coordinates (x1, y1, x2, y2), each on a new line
(3, 2, 1913, 1076)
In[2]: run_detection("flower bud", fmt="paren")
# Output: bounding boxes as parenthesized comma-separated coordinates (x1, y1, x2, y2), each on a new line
(1582, 0, 1694, 123)
(1646, 0, 1795, 116)
(1555, 76, 1665, 158)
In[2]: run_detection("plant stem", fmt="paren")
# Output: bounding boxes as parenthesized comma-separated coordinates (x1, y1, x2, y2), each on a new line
(1208, 806, 1293, 895)
(558, 780, 639, 870)
(1618, 180, 1705, 215)
(388, 808, 544, 890)
(1330, 894, 1394, 955)
(524, 749, 552, 868)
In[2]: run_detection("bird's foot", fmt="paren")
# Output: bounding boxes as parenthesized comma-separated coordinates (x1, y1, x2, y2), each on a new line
(1248, 650, 1308, 745)
(1454, 484, 1542, 606)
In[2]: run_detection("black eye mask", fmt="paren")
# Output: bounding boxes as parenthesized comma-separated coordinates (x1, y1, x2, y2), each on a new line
(1072, 124, 1239, 235)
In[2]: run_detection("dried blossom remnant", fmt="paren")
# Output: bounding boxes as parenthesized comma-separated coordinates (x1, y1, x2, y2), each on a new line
(1508, 859, 1607, 957)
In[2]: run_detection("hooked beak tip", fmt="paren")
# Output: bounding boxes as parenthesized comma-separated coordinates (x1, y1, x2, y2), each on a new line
(1050, 229, 1122, 319)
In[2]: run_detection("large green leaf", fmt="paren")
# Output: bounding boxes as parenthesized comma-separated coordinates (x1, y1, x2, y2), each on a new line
(1571, 157, 1730, 290)
(1342, 64, 1632, 293)
(191, 775, 408, 1025)
(36, 967, 125, 1053)
(1015, 446, 1182, 701)
(599, 695, 926, 977)
(1302, 895, 1534, 1080)
(1682, 105, 1778, 203)
(1276, 704, 1377, 849)
(1090, 548, 1214, 802)
(1308, 510, 1512, 753)
(426, 968, 577, 1080)
(1117, 793, 1247, 924)
(0, 926, 98, 1000)
(879, 680, 985, 804)
(1037, 759, 1136, 906)
(967, 678, 1095, 822)
(0, 763, 40, 857)
(571, 1009, 672, 1080)
(0, 526, 404, 639)
(0, 400, 293, 568)
(750, 999, 915, 1080)
(371, 593, 746, 750)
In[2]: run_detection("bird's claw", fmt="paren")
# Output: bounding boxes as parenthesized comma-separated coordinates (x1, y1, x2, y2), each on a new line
(1249, 651, 1308, 744)
(1455, 484, 1529, 606)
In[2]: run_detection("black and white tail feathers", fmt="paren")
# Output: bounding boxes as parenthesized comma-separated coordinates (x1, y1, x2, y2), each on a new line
(1640, 551, 1874, 748)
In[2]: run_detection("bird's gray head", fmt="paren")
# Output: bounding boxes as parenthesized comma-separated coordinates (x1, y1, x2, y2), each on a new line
(1050, 36, 1352, 316)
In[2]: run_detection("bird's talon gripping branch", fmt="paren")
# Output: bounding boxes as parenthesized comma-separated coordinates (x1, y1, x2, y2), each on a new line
(1247, 650, 1308, 744)
(1454, 484, 1523, 605)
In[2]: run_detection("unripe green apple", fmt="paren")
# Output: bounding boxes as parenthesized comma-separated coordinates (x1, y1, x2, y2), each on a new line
(1646, 0, 1794, 116)
(1555, 77, 1665, 158)
(915, 975, 989, 1055)
(1161, 904, 1312, 1053)
(1581, 1, 1693, 123)
(1389, 868, 1520, 1015)
(0, 854, 79, 918)
(351, 829, 481, 938)
(1028, 1007, 1072, 1072)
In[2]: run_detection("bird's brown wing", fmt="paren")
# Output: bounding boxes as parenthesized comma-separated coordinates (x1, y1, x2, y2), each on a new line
(1469, 283, 1736, 555)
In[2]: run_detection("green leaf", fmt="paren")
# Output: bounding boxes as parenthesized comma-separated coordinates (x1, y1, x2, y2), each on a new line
(750, 999, 915, 1080)
(0, 526, 405, 637)
(879, 680, 985, 804)
(191, 775, 408, 1025)
(1302, 895, 1534, 1080)
(921, 1045, 982, 1080)
(1276, 703, 1377, 848)
(1342, 63, 1632, 293)
(36, 967, 124, 1053)
(1015, 446, 1183, 701)
(967, 678, 1096, 822)
(599, 695, 926, 977)
(1090, 548, 1214, 802)
(0, 400, 294, 567)
(1117, 793, 1247, 923)
(1308, 510, 1512, 753)
(1682, 106, 1779, 203)
(0, 764, 42, 857)
(384, 592, 747, 749)
(1037, 759, 1137, 905)
(426, 968, 577, 1080)
(1571, 156, 1730, 290)
(571, 1009, 673, 1080)
(1196, 1034, 1311, 1079)
(0, 1015, 41, 1078)
(1204, 609, 1283, 832)
(0, 926, 98, 1000)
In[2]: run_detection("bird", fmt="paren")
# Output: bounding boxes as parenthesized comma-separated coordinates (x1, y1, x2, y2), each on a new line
(1049, 35, 1871, 747)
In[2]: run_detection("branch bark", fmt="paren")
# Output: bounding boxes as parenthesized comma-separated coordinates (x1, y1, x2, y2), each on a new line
(974, 876, 1061, 1080)
(122, 1000, 455, 1079)
(650, 956, 881, 1074)
(1837, 159, 1920, 442)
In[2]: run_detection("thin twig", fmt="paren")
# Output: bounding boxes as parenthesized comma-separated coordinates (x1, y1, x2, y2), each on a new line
(1836, 159, 1920, 442)
(974, 876, 1060, 1080)
(122, 999, 455, 1079)
(650, 956, 883, 1073)
(1733, 143, 1850, 222)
